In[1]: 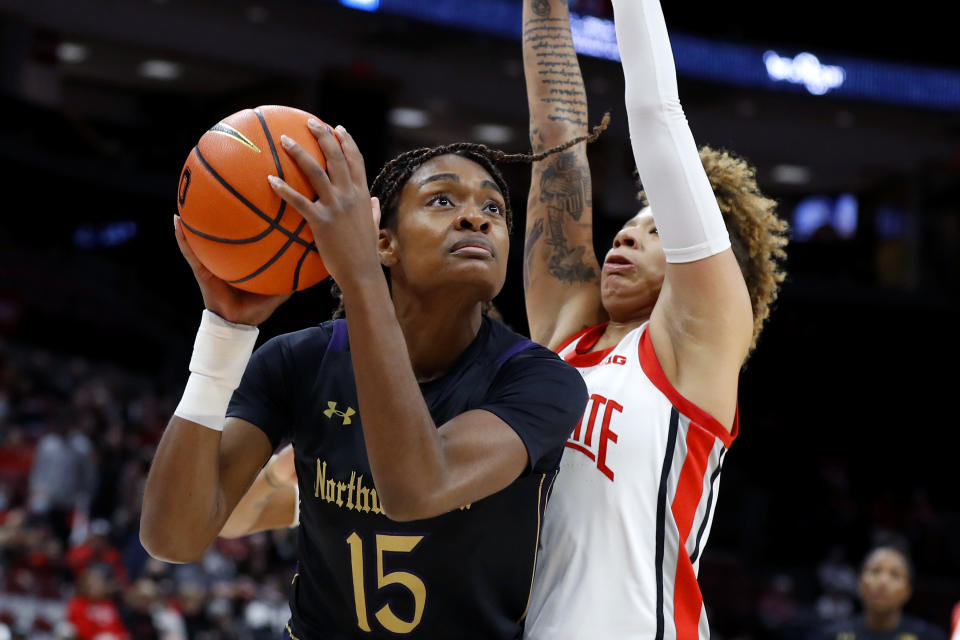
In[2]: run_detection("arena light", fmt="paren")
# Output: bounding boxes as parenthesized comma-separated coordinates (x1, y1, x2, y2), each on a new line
(771, 164, 811, 185)
(340, 0, 380, 11)
(473, 123, 513, 145)
(55, 42, 88, 64)
(763, 51, 846, 95)
(349, 0, 960, 110)
(139, 59, 181, 81)
(388, 107, 430, 129)
(569, 13, 619, 60)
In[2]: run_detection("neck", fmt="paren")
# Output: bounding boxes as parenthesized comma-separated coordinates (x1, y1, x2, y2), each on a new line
(864, 609, 902, 632)
(596, 307, 653, 351)
(392, 287, 484, 381)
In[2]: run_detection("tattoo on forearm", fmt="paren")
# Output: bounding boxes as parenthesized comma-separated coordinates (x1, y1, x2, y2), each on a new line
(524, 218, 545, 290)
(531, 0, 551, 18)
(522, 12, 588, 130)
(534, 152, 596, 283)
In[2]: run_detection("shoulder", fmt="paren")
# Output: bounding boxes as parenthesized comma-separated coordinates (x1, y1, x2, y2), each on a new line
(256, 321, 337, 361)
(820, 617, 864, 637)
(486, 320, 586, 401)
(902, 615, 948, 640)
(486, 317, 576, 370)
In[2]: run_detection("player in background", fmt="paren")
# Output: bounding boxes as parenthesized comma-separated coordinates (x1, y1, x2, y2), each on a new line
(521, 1, 788, 638)
(819, 545, 947, 640)
(139, 122, 594, 639)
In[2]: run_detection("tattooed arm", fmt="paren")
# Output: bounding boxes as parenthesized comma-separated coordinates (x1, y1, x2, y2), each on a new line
(522, 0, 606, 349)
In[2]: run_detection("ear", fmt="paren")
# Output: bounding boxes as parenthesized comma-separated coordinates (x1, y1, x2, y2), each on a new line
(378, 228, 399, 268)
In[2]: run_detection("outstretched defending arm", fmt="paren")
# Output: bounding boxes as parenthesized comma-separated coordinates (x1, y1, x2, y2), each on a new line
(612, 0, 753, 429)
(522, 0, 605, 348)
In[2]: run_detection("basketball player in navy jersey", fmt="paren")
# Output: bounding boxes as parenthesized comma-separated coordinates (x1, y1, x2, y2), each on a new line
(521, 1, 789, 638)
(139, 123, 589, 638)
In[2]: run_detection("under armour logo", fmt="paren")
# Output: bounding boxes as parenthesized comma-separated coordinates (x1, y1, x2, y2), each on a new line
(323, 401, 355, 425)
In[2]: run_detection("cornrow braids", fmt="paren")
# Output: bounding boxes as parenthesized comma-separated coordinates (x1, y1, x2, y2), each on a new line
(332, 114, 611, 317)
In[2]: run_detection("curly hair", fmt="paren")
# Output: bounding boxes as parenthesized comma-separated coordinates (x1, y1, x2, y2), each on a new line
(639, 146, 789, 353)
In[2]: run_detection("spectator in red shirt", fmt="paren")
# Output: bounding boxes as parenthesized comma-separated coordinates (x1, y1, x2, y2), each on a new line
(67, 519, 128, 587)
(66, 567, 129, 640)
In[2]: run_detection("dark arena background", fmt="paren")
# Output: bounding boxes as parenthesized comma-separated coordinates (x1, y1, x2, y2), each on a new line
(0, 1, 958, 638)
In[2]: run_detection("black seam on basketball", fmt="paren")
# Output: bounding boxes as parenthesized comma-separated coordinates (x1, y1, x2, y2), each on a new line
(193, 146, 317, 253)
(255, 109, 291, 232)
(291, 244, 312, 291)
(254, 109, 285, 181)
(180, 216, 274, 245)
(229, 218, 309, 284)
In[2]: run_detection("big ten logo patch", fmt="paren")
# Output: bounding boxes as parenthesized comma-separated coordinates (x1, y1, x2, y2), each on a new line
(565, 393, 622, 481)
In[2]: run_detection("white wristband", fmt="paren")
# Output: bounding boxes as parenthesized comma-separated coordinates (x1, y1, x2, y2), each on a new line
(174, 309, 259, 431)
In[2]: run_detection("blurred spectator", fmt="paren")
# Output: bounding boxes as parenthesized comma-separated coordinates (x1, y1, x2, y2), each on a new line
(817, 545, 947, 640)
(815, 547, 858, 623)
(758, 573, 805, 634)
(27, 413, 97, 545)
(118, 579, 160, 640)
(66, 519, 128, 587)
(65, 567, 128, 640)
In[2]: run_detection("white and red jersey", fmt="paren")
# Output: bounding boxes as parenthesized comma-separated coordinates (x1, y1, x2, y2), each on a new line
(525, 322, 737, 640)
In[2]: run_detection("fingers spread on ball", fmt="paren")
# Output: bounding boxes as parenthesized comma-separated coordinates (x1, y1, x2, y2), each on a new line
(308, 120, 350, 187)
(267, 175, 318, 220)
(333, 125, 367, 187)
(279, 134, 331, 198)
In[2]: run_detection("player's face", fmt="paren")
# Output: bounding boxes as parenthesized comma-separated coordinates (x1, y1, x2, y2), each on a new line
(599, 208, 666, 321)
(384, 154, 509, 302)
(859, 549, 911, 615)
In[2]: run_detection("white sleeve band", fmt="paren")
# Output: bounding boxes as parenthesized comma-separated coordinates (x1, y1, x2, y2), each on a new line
(611, 0, 731, 264)
(174, 309, 259, 431)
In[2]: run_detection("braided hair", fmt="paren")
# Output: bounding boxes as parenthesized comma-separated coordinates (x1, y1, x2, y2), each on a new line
(331, 115, 610, 317)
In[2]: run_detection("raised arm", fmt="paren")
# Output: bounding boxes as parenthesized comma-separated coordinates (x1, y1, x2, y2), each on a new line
(140, 219, 283, 562)
(522, 0, 605, 348)
(612, 0, 753, 428)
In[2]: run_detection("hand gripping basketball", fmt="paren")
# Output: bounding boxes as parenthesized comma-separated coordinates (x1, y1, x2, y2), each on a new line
(174, 214, 291, 326)
(267, 122, 383, 292)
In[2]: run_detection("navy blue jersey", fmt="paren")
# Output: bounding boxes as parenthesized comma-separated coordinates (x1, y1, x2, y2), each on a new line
(819, 615, 948, 640)
(227, 316, 586, 640)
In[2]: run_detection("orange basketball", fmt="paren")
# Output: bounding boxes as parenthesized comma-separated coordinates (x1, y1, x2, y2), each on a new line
(176, 105, 329, 295)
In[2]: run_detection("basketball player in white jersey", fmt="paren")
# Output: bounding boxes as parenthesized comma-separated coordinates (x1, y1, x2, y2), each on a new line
(521, 1, 788, 638)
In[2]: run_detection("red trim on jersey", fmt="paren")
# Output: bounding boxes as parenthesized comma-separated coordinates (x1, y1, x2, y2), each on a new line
(638, 326, 738, 449)
(553, 325, 595, 355)
(673, 558, 704, 640)
(672, 427, 715, 543)
(559, 323, 616, 368)
(951, 602, 959, 637)
(670, 426, 715, 640)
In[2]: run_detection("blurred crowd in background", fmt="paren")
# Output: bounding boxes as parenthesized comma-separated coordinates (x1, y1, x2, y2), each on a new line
(0, 334, 957, 639)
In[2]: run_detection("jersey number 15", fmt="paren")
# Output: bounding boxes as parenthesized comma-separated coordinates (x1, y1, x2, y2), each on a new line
(346, 532, 426, 634)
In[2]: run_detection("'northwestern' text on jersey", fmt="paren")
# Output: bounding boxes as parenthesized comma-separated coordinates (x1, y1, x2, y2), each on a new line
(227, 316, 587, 640)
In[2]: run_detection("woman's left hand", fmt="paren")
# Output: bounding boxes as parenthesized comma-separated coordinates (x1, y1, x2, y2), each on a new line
(268, 121, 382, 292)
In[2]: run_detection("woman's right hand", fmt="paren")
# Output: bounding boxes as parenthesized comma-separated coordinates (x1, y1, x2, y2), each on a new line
(174, 215, 292, 326)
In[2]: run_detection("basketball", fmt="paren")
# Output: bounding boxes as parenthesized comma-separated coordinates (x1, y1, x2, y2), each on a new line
(176, 105, 330, 295)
